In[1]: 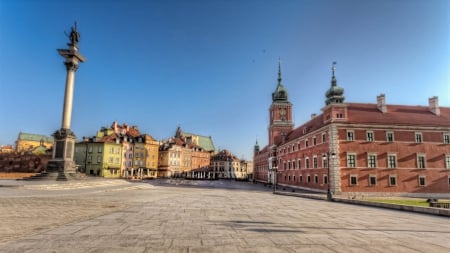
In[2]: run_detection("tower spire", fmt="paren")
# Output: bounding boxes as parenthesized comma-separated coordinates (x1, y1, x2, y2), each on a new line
(278, 57, 282, 84)
(331, 61, 337, 86)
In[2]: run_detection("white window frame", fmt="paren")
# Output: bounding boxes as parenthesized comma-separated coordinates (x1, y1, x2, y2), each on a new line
(389, 175, 397, 186)
(347, 130, 355, 141)
(444, 133, 450, 144)
(387, 154, 397, 168)
(417, 154, 426, 169)
(367, 153, 377, 168)
(415, 132, 423, 143)
(349, 174, 358, 186)
(366, 131, 374, 142)
(445, 155, 450, 169)
(418, 175, 426, 187)
(347, 153, 357, 168)
(369, 174, 377, 186)
(386, 131, 394, 142)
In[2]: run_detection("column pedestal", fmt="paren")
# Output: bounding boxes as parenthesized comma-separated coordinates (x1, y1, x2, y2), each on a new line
(46, 128, 77, 180)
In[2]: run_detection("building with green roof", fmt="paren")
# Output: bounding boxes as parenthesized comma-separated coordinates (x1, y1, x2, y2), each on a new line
(16, 132, 54, 152)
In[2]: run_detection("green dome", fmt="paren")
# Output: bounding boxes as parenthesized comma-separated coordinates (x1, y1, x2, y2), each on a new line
(272, 83, 288, 102)
(325, 63, 345, 105)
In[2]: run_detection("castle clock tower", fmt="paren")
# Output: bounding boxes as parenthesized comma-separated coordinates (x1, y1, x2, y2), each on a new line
(268, 61, 294, 146)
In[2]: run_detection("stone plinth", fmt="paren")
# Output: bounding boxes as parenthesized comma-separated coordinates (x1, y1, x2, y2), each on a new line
(46, 128, 77, 180)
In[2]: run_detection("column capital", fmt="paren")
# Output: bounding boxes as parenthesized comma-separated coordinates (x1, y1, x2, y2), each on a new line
(64, 61, 79, 72)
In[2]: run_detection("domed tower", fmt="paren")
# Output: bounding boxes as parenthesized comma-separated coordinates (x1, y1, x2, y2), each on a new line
(254, 139, 260, 153)
(268, 60, 294, 146)
(325, 62, 345, 105)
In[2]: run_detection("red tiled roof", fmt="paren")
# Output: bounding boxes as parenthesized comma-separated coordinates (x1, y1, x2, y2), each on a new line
(346, 103, 450, 126)
(284, 103, 450, 143)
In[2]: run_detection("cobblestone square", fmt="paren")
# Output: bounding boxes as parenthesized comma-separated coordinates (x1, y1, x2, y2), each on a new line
(0, 179, 449, 252)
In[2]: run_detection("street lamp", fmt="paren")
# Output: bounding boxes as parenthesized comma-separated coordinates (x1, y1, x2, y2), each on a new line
(322, 152, 336, 201)
(272, 166, 278, 193)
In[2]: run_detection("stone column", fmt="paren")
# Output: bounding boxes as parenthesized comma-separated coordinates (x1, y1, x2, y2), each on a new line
(61, 61, 77, 130)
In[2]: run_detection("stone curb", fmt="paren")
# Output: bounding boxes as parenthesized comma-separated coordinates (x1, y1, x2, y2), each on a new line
(274, 191, 450, 217)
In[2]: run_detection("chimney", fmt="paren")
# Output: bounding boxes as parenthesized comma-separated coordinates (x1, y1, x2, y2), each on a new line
(377, 94, 387, 113)
(428, 96, 440, 116)
(311, 113, 317, 119)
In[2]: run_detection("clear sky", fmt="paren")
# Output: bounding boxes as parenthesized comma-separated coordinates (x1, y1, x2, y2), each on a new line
(0, 0, 449, 160)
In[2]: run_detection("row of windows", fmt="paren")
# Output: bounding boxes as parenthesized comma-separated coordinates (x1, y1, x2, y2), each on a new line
(346, 153, 450, 169)
(282, 174, 450, 187)
(279, 133, 327, 155)
(348, 174, 450, 187)
(278, 154, 450, 170)
(346, 130, 450, 144)
(283, 174, 328, 184)
(282, 156, 325, 170)
(86, 155, 120, 165)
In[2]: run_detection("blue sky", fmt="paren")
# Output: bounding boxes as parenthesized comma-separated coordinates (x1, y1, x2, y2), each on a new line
(0, 0, 449, 160)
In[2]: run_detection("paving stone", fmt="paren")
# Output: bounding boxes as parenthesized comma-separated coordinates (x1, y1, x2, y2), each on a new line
(0, 179, 449, 253)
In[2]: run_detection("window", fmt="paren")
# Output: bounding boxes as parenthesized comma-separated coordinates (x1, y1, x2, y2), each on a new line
(292, 161, 296, 170)
(313, 156, 318, 168)
(108, 157, 113, 163)
(283, 162, 286, 170)
(314, 175, 318, 183)
(386, 132, 394, 142)
(88, 146, 93, 153)
(97, 156, 102, 163)
(350, 175, 358, 185)
(305, 140, 309, 147)
(306, 158, 310, 168)
(446, 155, 450, 169)
(388, 154, 397, 168)
(418, 176, 426, 186)
(300, 175, 303, 182)
(323, 175, 328, 184)
(444, 133, 450, 144)
(368, 154, 377, 168)
(288, 176, 291, 181)
(298, 159, 301, 169)
(347, 153, 356, 168)
(389, 175, 397, 186)
(288, 161, 291, 170)
(415, 132, 423, 143)
(369, 175, 377, 186)
(98, 146, 103, 153)
(322, 155, 328, 168)
(322, 133, 326, 143)
(347, 131, 354, 141)
(297, 143, 301, 150)
(366, 131, 374, 142)
(417, 154, 426, 169)
(313, 137, 317, 146)
(307, 175, 311, 183)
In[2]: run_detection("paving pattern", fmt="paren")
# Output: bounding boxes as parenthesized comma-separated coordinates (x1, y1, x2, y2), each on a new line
(0, 179, 449, 252)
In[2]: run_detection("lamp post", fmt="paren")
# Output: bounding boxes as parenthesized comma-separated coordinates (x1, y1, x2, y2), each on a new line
(322, 152, 336, 201)
(272, 166, 278, 193)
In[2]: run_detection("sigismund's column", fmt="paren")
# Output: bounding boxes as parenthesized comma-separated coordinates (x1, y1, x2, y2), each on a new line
(46, 22, 86, 180)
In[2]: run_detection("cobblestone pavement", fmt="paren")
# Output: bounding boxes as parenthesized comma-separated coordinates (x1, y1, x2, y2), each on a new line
(0, 179, 449, 253)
